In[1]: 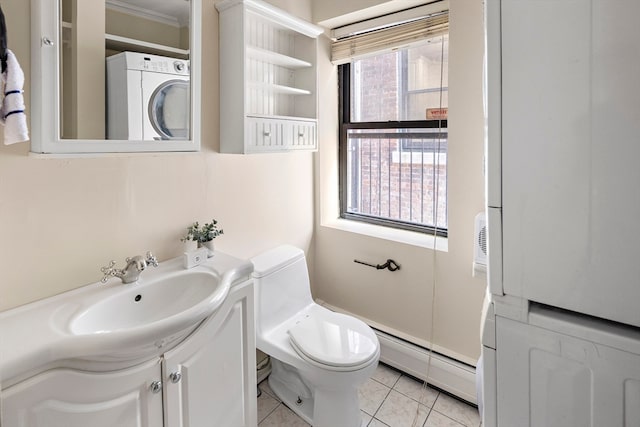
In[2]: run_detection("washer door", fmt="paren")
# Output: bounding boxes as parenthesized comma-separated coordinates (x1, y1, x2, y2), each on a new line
(147, 79, 190, 140)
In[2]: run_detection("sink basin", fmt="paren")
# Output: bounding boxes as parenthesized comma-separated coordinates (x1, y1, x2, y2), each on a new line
(71, 271, 224, 335)
(0, 252, 253, 384)
(61, 266, 232, 363)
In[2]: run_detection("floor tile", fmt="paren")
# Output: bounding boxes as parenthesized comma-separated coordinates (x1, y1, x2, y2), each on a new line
(371, 363, 402, 388)
(257, 367, 479, 427)
(359, 377, 392, 416)
(393, 375, 439, 408)
(259, 379, 281, 402)
(258, 404, 310, 427)
(374, 390, 430, 427)
(368, 418, 392, 427)
(361, 411, 373, 426)
(257, 389, 280, 423)
(424, 410, 466, 427)
(432, 393, 480, 427)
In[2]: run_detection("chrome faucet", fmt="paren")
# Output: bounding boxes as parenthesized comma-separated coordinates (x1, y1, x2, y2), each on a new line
(100, 252, 158, 284)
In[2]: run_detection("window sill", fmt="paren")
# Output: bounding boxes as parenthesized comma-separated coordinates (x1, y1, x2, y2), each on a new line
(321, 218, 448, 252)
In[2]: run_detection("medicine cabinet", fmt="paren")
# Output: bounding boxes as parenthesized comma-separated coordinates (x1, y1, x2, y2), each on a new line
(216, 0, 323, 153)
(30, 0, 201, 154)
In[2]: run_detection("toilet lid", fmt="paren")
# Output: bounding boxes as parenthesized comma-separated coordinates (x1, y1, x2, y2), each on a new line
(288, 311, 378, 368)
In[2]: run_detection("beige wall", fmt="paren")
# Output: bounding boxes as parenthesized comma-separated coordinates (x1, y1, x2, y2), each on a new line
(313, 0, 486, 364)
(106, 10, 184, 49)
(0, 0, 314, 311)
(1, 0, 484, 365)
(313, 0, 426, 27)
(69, 0, 106, 139)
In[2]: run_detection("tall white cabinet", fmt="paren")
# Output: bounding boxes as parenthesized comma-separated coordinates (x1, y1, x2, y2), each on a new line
(483, 0, 640, 426)
(216, 0, 323, 153)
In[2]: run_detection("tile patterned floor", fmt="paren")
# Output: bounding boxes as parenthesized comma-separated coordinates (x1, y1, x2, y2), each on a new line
(258, 363, 481, 427)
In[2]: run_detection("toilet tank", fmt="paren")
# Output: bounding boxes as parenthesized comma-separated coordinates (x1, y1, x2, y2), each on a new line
(251, 245, 314, 333)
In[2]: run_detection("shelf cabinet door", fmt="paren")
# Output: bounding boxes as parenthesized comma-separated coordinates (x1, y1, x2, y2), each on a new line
(162, 280, 257, 427)
(246, 117, 287, 152)
(1, 359, 163, 427)
(289, 120, 317, 150)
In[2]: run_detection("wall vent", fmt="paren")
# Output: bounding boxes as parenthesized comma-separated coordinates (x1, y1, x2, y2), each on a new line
(473, 212, 487, 275)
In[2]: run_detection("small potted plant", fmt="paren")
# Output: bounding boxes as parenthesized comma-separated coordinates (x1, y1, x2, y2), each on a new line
(181, 219, 224, 257)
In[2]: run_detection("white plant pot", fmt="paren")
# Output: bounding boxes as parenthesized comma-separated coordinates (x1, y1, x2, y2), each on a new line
(199, 240, 215, 257)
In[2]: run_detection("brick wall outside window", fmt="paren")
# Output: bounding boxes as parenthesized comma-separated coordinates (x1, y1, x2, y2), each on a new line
(343, 37, 448, 233)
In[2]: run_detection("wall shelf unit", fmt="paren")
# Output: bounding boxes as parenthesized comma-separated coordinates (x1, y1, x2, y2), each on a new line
(216, 0, 324, 153)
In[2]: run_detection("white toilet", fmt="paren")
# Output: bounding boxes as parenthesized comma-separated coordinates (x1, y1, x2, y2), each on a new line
(251, 245, 380, 427)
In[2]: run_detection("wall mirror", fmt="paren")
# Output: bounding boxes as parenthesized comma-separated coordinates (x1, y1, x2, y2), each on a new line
(30, 0, 201, 153)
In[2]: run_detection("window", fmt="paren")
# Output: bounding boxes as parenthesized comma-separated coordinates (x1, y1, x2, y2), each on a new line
(338, 29, 449, 236)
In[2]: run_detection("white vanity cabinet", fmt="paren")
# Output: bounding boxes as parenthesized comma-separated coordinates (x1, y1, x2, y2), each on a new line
(1, 358, 164, 427)
(163, 278, 257, 427)
(1, 280, 256, 427)
(216, 0, 323, 153)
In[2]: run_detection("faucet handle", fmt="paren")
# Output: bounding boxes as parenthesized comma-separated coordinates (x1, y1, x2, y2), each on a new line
(145, 251, 159, 268)
(100, 260, 117, 283)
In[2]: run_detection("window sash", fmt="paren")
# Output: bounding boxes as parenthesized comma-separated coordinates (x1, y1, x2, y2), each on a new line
(339, 63, 448, 236)
(340, 120, 447, 237)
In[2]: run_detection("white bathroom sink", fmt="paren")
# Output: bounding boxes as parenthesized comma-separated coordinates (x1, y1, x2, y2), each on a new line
(0, 253, 253, 385)
(62, 267, 231, 363)
(71, 270, 226, 335)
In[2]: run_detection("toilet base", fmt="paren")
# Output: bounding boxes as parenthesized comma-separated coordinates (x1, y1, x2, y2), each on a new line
(267, 359, 368, 427)
(268, 372, 314, 424)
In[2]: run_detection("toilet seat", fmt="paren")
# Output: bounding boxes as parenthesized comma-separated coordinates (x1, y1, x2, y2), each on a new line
(288, 311, 378, 371)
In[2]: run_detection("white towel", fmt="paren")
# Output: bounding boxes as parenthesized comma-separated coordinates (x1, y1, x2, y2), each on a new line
(0, 49, 29, 145)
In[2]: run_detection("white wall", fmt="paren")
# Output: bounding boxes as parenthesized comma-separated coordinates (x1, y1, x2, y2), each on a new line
(0, 0, 314, 312)
(312, 0, 486, 364)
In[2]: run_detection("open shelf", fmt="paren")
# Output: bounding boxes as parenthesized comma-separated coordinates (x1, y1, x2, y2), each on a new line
(248, 82, 311, 96)
(105, 34, 189, 59)
(62, 21, 189, 59)
(247, 46, 311, 69)
(247, 113, 317, 121)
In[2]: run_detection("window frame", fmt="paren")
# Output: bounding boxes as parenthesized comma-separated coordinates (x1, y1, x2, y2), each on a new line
(338, 63, 448, 237)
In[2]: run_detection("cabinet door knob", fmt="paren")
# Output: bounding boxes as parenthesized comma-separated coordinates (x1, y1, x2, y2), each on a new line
(169, 372, 182, 383)
(298, 132, 305, 137)
(263, 131, 271, 137)
(149, 380, 162, 394)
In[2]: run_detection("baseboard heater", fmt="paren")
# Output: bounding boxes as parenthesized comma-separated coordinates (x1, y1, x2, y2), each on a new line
(375, 329, 477, 404)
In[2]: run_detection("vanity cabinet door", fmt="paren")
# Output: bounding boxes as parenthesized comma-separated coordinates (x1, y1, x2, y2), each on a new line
(162, 280, 257, 427)
(1, 358, 163, 427)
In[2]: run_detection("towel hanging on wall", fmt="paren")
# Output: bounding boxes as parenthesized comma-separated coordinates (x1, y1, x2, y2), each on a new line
(0, 5, 29, 145)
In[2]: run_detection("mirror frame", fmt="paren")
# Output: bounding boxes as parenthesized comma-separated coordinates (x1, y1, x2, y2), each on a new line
(30, 0, 201, 154)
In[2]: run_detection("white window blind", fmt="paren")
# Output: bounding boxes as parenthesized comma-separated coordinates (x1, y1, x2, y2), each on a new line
(331, 11, 449, 65)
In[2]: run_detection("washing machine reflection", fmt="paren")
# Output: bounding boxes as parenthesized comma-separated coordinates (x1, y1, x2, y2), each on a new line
(107, 51, 190, 140)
